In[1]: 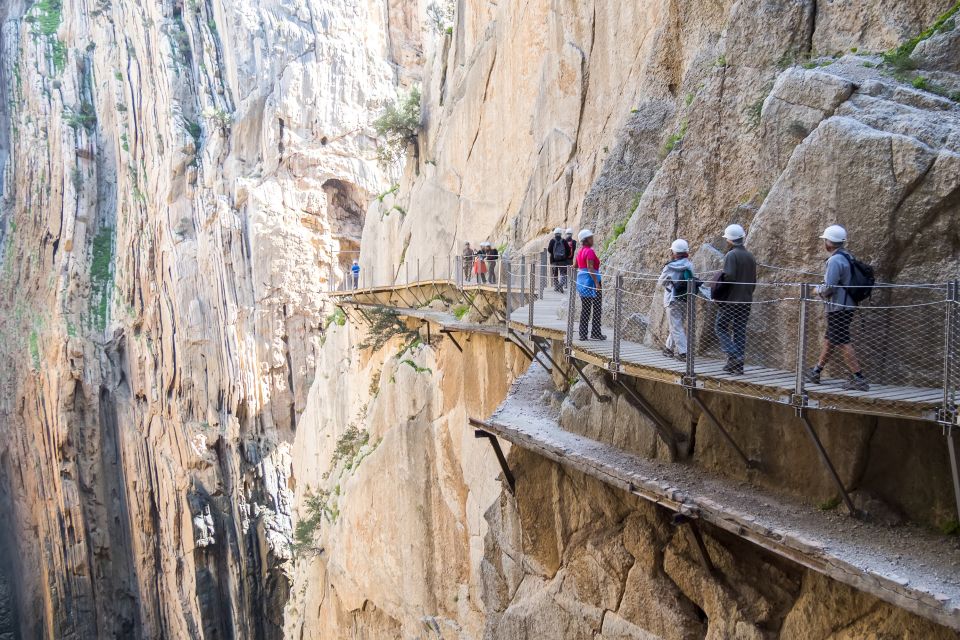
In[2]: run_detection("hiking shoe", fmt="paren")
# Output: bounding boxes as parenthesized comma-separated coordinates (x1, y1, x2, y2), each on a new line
(592, 334, 608, 341)
(723, 360, 744, 375)
(662, 348, 674, 358)
(843, 377, 870, 391)
(804, 367, 822, 384)
(676, 353, 687, 362)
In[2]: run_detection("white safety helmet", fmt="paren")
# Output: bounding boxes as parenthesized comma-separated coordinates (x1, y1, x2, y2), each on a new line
(670, 239, 689, 253)
(819, 224, 847, 243)
(578, 229, 594, 242)
(722, 224, 746, 241)
(553, 227, 563, 234)
(565, 228, 573, 236)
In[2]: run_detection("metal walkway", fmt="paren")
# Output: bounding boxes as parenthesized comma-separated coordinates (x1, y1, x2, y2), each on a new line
(329, 251, 960, 518)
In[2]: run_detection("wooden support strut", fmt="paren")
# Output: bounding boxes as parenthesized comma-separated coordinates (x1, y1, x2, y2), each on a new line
(441, 329, 464, 353)
(473, 428, 516, 493)
(690, 391, 758, 470)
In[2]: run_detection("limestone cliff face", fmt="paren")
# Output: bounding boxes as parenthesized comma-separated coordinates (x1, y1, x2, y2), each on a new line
(2, 0, 960, 638)
(0, 0, 418, 636)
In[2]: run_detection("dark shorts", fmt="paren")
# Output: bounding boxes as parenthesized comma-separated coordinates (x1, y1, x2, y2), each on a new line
(825, 309, 855, 345)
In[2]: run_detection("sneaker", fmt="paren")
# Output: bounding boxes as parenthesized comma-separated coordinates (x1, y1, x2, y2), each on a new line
(592, 334, 608, 341)
(662, 348, 674, 358)
(723, 359, 743, 375)
(804, 367, 822, 384)
(843, 376, 870, 391)
(676, 353, 687, 362)
(578, 334, 589, 341)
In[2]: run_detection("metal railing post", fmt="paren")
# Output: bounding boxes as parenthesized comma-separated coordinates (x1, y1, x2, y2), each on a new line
(565, 264, 576, 361)
(528, 262, 536, 337)
(943, 281, 957, 423)
(505, 256, 513, 327)
(541, 250, 550, 299)
(417, 258, 421, 284)
(685, 275, 696, 384)
(328, 262, 334, 292)
(795, 283, 810, 408)
(612, 273, 624, 378)
(405, 261, 410, 286)
(519, 256, 526, 301)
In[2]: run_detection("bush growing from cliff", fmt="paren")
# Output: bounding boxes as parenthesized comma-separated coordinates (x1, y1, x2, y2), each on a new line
(426, 1, 455, 34)
(359, 309, 417, 352)
(373, 87, 421, 169)
(292, 489, 332, 555)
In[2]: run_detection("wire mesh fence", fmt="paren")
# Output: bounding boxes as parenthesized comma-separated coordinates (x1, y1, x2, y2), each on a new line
(326, 245, 960, 424)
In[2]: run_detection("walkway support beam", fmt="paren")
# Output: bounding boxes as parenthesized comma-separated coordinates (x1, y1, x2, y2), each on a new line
(612, 377, 679, 461)
(690, 391, 756, 470)
(472, 426, 516, 494)
(797, 412, 858, 516)
(569, 356, 611, 403)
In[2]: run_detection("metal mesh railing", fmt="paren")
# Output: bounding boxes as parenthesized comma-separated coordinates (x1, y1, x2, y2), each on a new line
(326, 247, 959, 424)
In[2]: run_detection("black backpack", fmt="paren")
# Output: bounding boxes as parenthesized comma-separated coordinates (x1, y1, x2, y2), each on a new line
(551, 238, 567, 261)
(672, 268, 698, 299)
(839, 251, 875, 304)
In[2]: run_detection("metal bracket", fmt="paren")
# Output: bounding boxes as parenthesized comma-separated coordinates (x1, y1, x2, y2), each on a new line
(681, 375, 698, 389)
(797, 411, 859, 517)
(442, 330, 464, 353)
(569, 356, 611, 403)
(612, 377, 680, 461)
(790, 393, 809, 416)
(690, 390, 759, 470)
(474, 430, 516, 494)
(671, 513, 716, 575)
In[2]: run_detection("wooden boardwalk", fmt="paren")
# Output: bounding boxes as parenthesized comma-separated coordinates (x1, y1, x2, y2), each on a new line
(333, 281, 947, 422)
(509, 290, 944, 421)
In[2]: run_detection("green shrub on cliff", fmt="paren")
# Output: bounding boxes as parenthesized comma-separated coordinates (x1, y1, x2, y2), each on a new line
(373, 87, 421, 168)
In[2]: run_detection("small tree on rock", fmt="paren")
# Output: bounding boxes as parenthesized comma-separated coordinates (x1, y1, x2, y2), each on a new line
(373, 87, 421, 172)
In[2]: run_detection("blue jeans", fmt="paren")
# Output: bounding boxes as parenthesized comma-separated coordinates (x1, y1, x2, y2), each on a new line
(715, 303, 750, 362)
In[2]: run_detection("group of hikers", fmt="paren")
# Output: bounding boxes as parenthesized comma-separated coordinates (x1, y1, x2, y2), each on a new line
(569, 223, 872, 392)
(462, 241, 501, 284)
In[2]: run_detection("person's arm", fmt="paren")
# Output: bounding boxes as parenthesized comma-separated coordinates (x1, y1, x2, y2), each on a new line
(657, 265, 671, 290)
(818, 256, 841, 299)
(587, 253, 601, 289)
(714, 253, 734, 299)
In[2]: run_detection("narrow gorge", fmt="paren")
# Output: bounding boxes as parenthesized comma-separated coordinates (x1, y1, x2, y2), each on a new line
(1, 0, 959, 638)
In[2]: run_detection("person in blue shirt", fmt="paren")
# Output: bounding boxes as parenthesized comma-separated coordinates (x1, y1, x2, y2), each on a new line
(351, 260, 360, 289)
(804, 225, 869, 391)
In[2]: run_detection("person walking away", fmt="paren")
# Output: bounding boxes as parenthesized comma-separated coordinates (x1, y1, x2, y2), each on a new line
(462, 242, 474, 284)
(657, 239, 694, 361)
(351, 260, 360, 289)
(561, 228, 576, 291)
(575, 230, 607, 340)
(804, 225, 870, 391)
(548, 228, 567, 293)
(473, 244, 488, 284)
(486, 241, 500, 284)
(713, 224, 757, 375)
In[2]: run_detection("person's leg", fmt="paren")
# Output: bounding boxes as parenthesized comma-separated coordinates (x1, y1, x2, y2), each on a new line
(669, 304, 687, 355)
(732, 305, 750, 362)
(714, 305, 733, 356)
(841, 345, 862, 373)
(579, 295, 590, 339)
(591, 293, 604, 338)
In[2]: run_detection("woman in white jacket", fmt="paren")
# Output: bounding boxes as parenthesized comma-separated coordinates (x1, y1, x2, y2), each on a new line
(657, 239, 695, 360)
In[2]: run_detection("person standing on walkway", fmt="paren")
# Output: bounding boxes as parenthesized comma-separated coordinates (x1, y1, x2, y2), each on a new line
(658, 239, 694, 361)
(351, 260, 360, 289)
(473, 243, 488, 284)
(486, 241, 500, 284)
(713, 224, 756, 375)
(462, 242, 474, 284)
(561, 228, 576, 291)
(576, 230, 606, 340)
(804, 225, 870, 391)
(548, 228, 567, 293)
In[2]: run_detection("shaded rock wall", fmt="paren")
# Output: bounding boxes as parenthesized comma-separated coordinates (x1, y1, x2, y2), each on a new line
(0, 0, 417, 636)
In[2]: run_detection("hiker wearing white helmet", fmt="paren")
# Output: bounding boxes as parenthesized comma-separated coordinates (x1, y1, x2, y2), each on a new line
(713, 223, 757, 375)
(548, 228, 568, 293)
(805, 225, 870, 391)
(575, 229, 607, 340)
(562, 229, 577, 289)
(657, 239, 695, 361)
